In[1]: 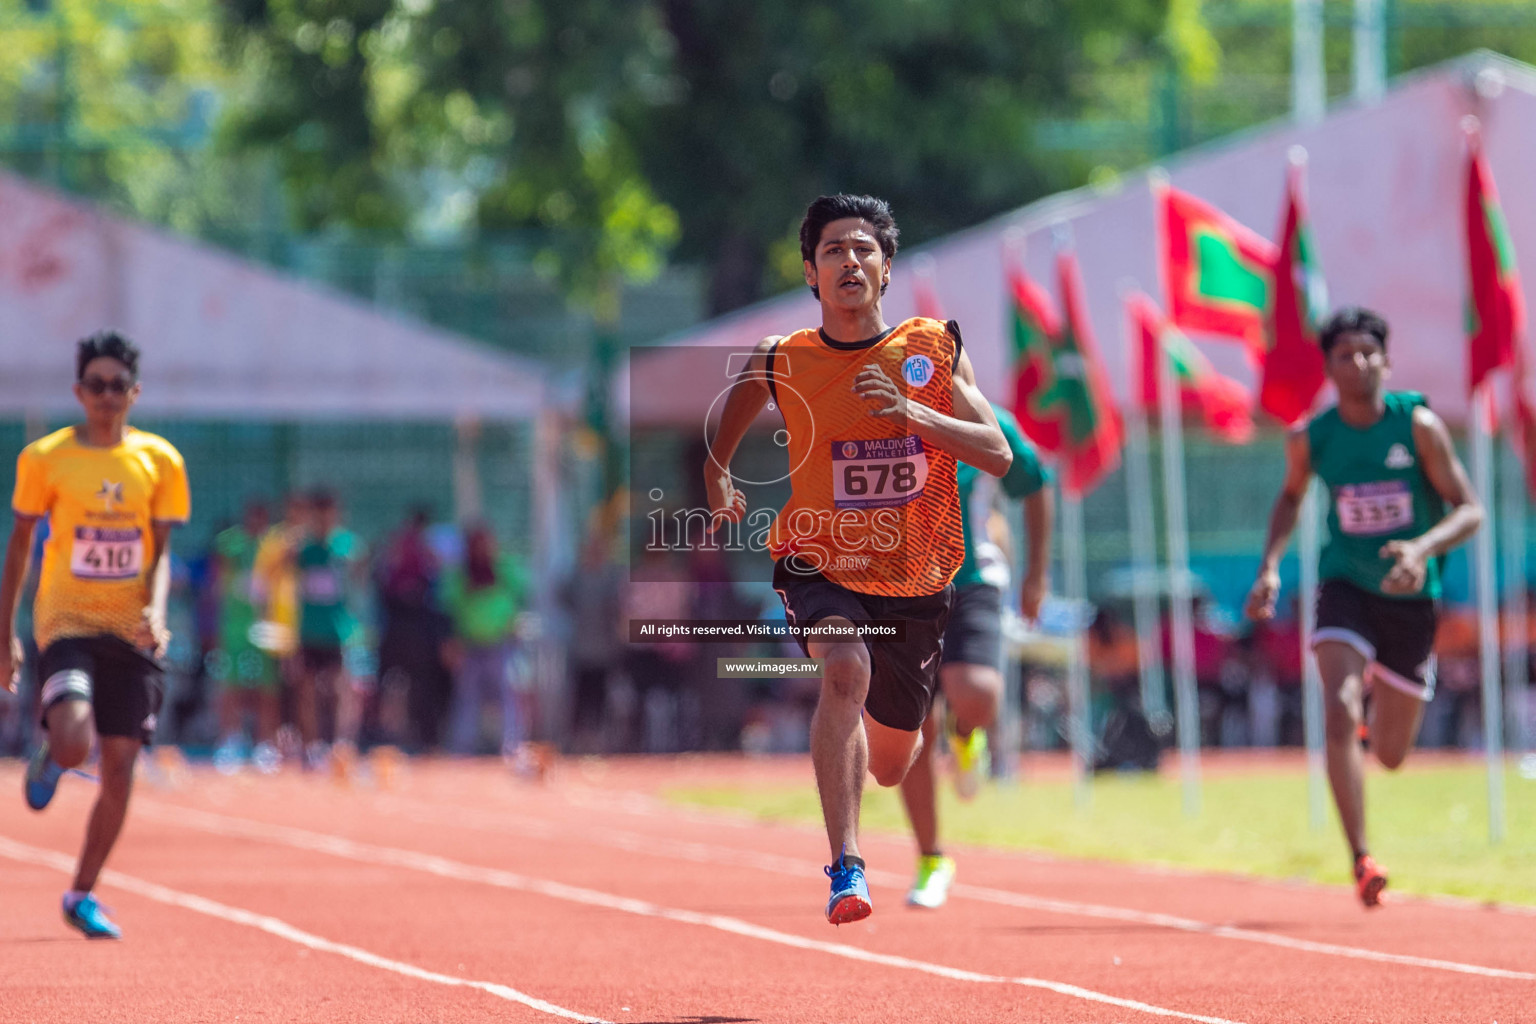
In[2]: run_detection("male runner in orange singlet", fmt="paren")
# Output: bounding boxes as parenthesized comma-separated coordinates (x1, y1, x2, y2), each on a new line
(705, 194, 1011, 923)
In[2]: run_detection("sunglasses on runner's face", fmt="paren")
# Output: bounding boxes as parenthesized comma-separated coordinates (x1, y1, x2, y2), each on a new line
(79, 376, 134, 396)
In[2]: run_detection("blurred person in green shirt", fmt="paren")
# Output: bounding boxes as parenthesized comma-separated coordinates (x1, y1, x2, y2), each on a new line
(442, 523, 530, 757)
(210, 500, 281, 772)
(295, 490, 366, 768)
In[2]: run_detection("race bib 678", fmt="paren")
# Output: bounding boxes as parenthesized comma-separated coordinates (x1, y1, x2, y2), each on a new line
(831, 436, 929, 509)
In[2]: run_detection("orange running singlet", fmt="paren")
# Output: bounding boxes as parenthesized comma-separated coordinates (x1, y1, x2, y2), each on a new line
(766, 317, 964, 597)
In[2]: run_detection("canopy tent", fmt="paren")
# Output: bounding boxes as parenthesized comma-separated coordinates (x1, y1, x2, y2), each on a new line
(0, 172, 548, 420)
(629, 51, 1536, 429)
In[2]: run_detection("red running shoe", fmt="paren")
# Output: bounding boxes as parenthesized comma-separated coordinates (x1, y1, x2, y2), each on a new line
(1355, 854, 1388, 908)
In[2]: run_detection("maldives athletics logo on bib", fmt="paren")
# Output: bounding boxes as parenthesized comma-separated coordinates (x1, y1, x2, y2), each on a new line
(902, 354, 935, 388)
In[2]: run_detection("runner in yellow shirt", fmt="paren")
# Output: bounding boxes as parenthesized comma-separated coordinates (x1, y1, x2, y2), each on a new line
(0, 332, 190, 940)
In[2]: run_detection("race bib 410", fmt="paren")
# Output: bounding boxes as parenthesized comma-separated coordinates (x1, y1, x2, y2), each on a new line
(1336, 481, 1413, 536)
(71, 526, 144, 580)
(831, 436, 929, 509)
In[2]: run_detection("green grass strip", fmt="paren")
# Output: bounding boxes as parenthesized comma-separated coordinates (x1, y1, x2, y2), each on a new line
(669, 761, 1536, 906)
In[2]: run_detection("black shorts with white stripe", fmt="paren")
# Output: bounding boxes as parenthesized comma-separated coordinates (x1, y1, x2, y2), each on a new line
(1312, 578, 1438, 701)
(37, 635, 165, 745)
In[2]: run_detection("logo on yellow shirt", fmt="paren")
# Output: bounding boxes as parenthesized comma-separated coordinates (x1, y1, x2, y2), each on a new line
(95, 480, 125, 513)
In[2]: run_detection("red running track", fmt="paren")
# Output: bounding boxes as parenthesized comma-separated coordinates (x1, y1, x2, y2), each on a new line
(1, 754, 1531, 1023)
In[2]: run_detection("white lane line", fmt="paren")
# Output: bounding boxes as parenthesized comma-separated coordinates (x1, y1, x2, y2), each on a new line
(560, 783, 1536, 917)
(0, 835, 609, 1024)
(351, 793, 1536, 984)
(140, 803, 1249, 1024)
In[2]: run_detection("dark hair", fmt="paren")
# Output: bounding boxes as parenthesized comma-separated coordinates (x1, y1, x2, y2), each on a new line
(309, 488, 338, 512)
(463, 521, 498, 588)
(799, 194, 899, 299)
(1319, 306, 1389, 356)
(76, 330, 140, 381)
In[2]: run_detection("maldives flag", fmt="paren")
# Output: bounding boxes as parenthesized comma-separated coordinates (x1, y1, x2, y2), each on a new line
(1007, 262, 1067, 453)
(1261, 162, 1329, 426)
(1009, 252, 1122, 495)
(1157, 182, 1279, 359)
(1130, 292, 1254, 444)
(1466, 130, 1524, 397)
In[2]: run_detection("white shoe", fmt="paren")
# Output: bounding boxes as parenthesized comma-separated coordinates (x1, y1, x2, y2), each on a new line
(906, 854, 956, 909)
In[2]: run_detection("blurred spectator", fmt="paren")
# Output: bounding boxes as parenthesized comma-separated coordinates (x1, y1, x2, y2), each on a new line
(1217, 633, 1258, 747)
(1254, 602, 1305, 746)
(688, 545, 755, 750)
(295, 490, 367, 767)
(211, 501, 281, 771)
(442, 523, 530, 757)
(1087, 608, 1139, 699)
(1089, 608, 1160, 771)
(620, 547, 695, 753)
(1163, 595, 1234, 746)
(252, 492, 309, 758)
(562, 527, 624, 753)
(373, 507, 450, 751)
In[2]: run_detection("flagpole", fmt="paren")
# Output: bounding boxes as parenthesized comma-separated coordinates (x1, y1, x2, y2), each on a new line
(1121, 286, 1171, 736)
(1298, 477, 1327, 831)
(1125, 396, 1170, 733)
(1501, 432, 1529, 757)
(1472, 387, 1506, 843)
(1157, 339, 1201, 816)
(1061, 488, 1093, 808)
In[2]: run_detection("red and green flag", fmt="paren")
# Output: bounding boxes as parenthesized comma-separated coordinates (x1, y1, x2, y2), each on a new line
(1007, 262, 1066, 451)
(1157, 182, 1278, 360)
(1008, 251, 1122, 496)
(1129, 292, 1254, 444)
(1466, 129, 1524, 397)
(1262, 161, 1329, 426)
(1464, 126, 1536, 493)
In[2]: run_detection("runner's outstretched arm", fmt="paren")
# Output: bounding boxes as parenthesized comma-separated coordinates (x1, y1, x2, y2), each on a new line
(1020, 488, 1053, 621)
(1379, 407, 1483, 595)
(136, 522, 175, 656)
(1246, 427, 1312, 622)
(704, 336, 778, 525)
(0, 516, 37, 691)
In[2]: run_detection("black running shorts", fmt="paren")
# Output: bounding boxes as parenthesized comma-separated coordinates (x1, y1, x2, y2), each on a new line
(37, 635, 164, 745)
(300, 644, 345, 675)
(772, 555, 953, 732)
(940, 583, 1004, 671)
(1313, 578, 1438, 701)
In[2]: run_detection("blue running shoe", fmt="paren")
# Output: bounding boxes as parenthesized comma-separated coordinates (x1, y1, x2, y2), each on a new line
(824, 848, 872, 925)
(63, 894, 121, 940)
(25, 741, 63, 811)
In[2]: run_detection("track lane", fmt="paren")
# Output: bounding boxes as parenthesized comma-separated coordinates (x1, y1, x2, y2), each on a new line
(3, 778, 1230, 1024)
(3, 757, 1530, 1024)
(123, 765, 1535, 1023)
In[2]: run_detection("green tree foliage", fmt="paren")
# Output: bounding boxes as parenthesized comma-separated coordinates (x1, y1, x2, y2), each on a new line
(630, 0, 1169, 312)
(220, 0, 1168, 314)
(222, 0, 680, 313)
(0, 0, 236, 231)
(219, 0, 401, 230)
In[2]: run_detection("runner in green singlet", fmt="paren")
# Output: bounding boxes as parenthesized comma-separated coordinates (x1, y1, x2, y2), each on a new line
(1246, 307, 1483, 908)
